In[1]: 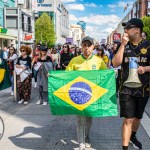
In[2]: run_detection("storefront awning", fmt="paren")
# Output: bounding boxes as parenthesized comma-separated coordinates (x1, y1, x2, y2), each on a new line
(0, 34, 17, 40)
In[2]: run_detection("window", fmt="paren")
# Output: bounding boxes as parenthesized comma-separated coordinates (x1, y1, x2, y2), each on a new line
(22, 14, 24, 30)
(28, 17, 31, 32)
(6, 17, 17, 28)
(148, 2, 150, 9)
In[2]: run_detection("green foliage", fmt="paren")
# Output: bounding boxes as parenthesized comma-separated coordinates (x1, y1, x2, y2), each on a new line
(35, 13, 56, 47)
(142, 16, 150, 40)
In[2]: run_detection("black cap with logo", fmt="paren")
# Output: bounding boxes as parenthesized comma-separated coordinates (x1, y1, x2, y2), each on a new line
(82, 36, 94, 45)
(122, 18, 144, 29)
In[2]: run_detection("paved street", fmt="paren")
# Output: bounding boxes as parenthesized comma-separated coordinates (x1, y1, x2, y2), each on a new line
(0, 87, 150, 150)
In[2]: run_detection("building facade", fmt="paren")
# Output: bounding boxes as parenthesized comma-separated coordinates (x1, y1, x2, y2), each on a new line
(0, 0, 35, 49)
(32, 0, 69, 44)
(0, 0, 16, 48)
(107, 0, 150, 44)
(69, 24, 82, 47)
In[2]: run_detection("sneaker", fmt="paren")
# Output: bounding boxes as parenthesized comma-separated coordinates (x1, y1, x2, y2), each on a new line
(34, 82, 37, 88)
(85, 136, 91, 148)
(24, 101, 28, 105)
(36, 100, 42, 105)
(79, 143, 85, 150)
(11, 91, 14, 96)
(18, 99, 24, 104)
(43, 102, 48, 106)
(130, 136, 142, 149)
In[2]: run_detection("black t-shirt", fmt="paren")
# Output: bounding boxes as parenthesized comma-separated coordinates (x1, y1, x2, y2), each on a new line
(37, 56, 52, 62)
(120, 40, 150, 97)
(60, 52, 73, 65)
(17, 56, 31, 69)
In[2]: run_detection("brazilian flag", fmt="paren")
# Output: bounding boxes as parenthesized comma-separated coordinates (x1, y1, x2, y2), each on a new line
(0, 60, 11, 91)
(48, 70, 118, 117)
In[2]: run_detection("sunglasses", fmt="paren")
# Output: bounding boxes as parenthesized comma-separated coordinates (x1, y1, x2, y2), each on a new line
(63, 46, 67, 48)
(124, 25, 137, 30)
(20, 50, 25, 52)
(9, 48, 14, 50)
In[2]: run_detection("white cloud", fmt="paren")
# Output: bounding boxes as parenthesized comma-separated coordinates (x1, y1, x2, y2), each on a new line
(66, 4, 85, 11)
(69, 14, 78, 21)
(85, 3, 97, 8)
(69, 14, 121, 39)
(107, 1, 134, 10)
(108, 4, 116, 9)
(61, 0, 76, 3)
(79, 14, 121, 26)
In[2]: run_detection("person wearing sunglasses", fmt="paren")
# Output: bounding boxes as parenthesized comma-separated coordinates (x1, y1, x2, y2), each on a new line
(60, 44, 74, 70)
(7, 47, 18, 96)
(16, 46, 32, 105)
(66, 36, 107, 150)
(112, 18, 150, 150)
(96, 46, 109, 66)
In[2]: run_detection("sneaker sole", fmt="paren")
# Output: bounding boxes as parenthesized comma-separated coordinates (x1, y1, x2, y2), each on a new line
(85, 144, 91, 148)
(129, 141, 141, 149)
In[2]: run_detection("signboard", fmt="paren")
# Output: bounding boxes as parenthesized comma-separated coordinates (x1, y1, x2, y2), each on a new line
(66, 38, 73, 45)
(0, 28, 7, 33)
(24, 34, 32, 41)
(32, 0, 53, 11)
(113, 33, 121, 43)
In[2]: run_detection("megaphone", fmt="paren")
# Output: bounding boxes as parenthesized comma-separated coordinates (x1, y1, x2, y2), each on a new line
(124, 57, 142, 88)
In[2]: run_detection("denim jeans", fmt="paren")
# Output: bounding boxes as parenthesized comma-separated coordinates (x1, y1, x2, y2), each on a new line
(10, 74, 14, 91)
(76, 116, 92, 149)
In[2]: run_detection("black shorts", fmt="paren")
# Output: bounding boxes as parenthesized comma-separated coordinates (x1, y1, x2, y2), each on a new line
(119, 94, 149, 119)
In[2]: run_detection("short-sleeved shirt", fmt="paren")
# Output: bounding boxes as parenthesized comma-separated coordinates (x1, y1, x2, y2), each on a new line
(120, 40, 150, 97)
(17, 56, 31, 69)
(66, 54, 107, 71)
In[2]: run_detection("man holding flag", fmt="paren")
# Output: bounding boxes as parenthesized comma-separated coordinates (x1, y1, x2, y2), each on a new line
(66, 36, 107, 149)
(48, 37, 117, 149)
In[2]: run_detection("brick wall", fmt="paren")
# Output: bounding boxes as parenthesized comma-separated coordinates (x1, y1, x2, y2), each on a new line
(140, 0, 147, 17)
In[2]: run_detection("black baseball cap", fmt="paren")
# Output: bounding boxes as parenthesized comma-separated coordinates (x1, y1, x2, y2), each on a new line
(82, 36, 94, 45)
(122, 18, 144, 29)
(40, 45, 48, 51)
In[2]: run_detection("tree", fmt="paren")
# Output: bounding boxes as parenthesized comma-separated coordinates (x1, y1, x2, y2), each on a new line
(35, 13, 56, 47)
(142, 16, 150, 40)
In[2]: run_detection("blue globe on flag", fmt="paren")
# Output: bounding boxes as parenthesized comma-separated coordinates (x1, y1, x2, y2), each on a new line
(69, 82, 92, 104)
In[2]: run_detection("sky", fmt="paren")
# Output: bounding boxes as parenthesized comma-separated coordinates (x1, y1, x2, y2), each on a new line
(61, 0, 135, 41)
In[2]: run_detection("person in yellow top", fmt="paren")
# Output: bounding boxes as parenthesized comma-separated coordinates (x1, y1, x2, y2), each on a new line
(96, 46, 109, 67)
(66, 36, 107, 150)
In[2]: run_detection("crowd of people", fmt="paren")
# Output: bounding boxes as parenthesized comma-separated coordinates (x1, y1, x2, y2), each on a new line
(0, 40, 121, 104)
(0, 18, 150, 150)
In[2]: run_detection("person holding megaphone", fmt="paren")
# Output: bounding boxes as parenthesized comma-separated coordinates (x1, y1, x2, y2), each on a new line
(112, 18, 150, 150)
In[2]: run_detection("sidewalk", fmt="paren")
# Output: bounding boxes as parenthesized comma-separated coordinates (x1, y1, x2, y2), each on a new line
(0, 87, 150, 150)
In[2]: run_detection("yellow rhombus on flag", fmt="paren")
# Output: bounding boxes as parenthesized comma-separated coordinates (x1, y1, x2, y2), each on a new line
(53, 76, 108, 111)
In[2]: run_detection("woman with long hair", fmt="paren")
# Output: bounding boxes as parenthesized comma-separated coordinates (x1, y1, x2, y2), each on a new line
(16, 46, 32, 105)
(97, 46, 109, 66)
(74, 47, 82, 57)
(36, 46, 53, 106)
(60, 44, 73, 70)
(7, 47, 18, 95)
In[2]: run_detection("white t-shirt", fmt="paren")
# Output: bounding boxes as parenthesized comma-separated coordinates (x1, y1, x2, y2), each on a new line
(51, 53, 60, 64)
